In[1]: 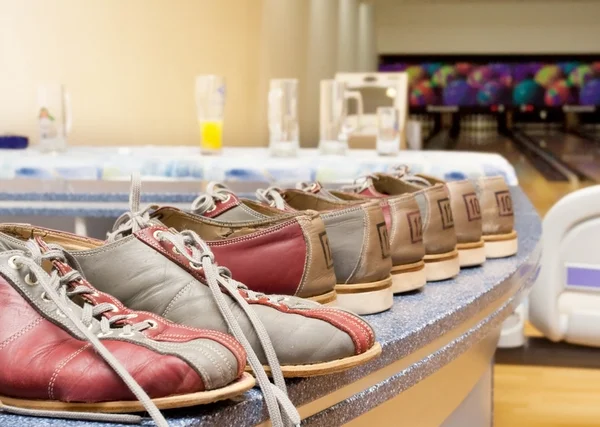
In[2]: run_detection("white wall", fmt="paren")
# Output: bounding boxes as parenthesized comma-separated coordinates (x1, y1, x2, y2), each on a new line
(376, 0, 600, 54)
(0, 0, 263, 147)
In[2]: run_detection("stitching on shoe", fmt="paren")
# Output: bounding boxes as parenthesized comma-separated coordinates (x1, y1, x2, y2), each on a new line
(294, 216, 312, 297)
(346, 207, 369, 284)
(320, 206, 362, 220)
(239, 204, 268, 220)
(149, 341, 217, 389)
(70, 236, 135, 257)
(161, 281, 193, 317)
(48, 343, 91, 400)
(0, 317, 43, 351)
(316, 308, 374, 348)
(206, 220, 298, 246)
(202, 340, 234, 382)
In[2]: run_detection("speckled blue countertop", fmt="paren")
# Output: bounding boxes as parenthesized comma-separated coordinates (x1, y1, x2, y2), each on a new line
(0, 187, 541, 426)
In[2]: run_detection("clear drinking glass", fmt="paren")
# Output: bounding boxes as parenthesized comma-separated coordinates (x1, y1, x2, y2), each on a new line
(318, 80, 363, 155)
(376, 107, 400, 156)
(268, 79, 299, 157)
(195, 75, 225, 154)
(37, 84, 71, 153)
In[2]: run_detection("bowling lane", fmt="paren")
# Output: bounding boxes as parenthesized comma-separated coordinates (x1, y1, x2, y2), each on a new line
(520, 129, 600, 182)
(426, 130, 556, 183)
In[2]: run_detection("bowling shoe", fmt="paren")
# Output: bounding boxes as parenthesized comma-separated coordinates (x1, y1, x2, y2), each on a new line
(387, 166, 486, 267)
(152, 202, 338, 305)
(0, 237, 255, 426)
(474, 176, 518, 258)
(295, 182, 427, 294)
(191, 182, 394, 314)
(255, 187, 394, 314)
(0, 179, 381, 379)
(341, 173, 460, 282)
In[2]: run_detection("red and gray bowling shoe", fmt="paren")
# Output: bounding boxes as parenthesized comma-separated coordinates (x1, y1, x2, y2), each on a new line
(0, 237, 254, 425)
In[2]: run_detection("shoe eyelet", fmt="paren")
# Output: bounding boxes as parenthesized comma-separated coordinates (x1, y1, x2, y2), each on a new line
(108, 304, 119, 313)
(152, 230, 163, 240)
(41, 292, 52, 303)
(127, 313, 138, 320)
(119, 331, 135, 337)
(55, 308, 67, 318)
(189, 261, 202, 270)
(172, 246, 180, 255)
(98, 331, 113, 338)
(223, 194, 231, 203)
(146, 320, 158, 329)
(8, 256, 22, 270)
(90, 292, 99, 297)
(206, 205, 217, 213)
(24, 273, 38, 286)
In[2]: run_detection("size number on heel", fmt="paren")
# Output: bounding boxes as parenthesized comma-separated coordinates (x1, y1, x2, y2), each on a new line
(437, 198, 454, 229)
(462, 192, 481, 221)
(495, 191, 513, 216)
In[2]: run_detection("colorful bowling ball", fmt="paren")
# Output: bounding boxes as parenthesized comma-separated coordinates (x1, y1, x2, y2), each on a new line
(568, 64, 593, 87)
(580, 79, 600, 105)
(490, 63, 512, 87)
(535, 65, 563, 88)
(455, 62, 473, 76)
(467, 66, 493, 89)
(513, 64, 534, 83)
(477, 81, 507, 106)
(513, 79, 545, 105)
(558, 62, 579, 75)
(424, 63, 443, 76)
(432, 65, 457, 88)
(443, 79, 476, 106)
(544, 79, 572, 106)
(406, 65, 426, 87)
(410, 80, 437, 106)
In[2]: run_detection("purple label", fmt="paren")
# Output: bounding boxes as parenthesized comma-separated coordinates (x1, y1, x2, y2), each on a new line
(566, 264, 600, 289)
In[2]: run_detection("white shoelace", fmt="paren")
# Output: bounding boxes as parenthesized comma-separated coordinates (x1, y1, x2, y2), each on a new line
(108, 174, 301, 427)
(388, 165, 432, 187)
(255, 187, 286, 210)
(190, 182, 235, 215)
(0, 241, 166, 426)
(339, 175, 376, 193)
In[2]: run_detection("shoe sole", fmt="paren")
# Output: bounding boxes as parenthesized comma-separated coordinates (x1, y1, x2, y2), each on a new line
(334, 276, 393, 315)
(307, 289, 337, 305)
(253, 342, 383, 378)
(0, 372, 256, 413)
(457, 239, 486, 267)
(391, 260, 426, 293)
(483, 230, 518, 258)
(424, 249, 460, 281)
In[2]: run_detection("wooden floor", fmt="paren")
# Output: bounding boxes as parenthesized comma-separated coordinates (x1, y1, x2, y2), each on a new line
(494, 165, 598, 427)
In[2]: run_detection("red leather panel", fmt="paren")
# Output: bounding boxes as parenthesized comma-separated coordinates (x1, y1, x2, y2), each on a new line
(202, 193, 241, 219)
(359, 186, 384, 198)
(0, 274, 204, 402)
(207, 220, 307, 296)
(379, 200, 392, 231)
(137, 223, 307, 296)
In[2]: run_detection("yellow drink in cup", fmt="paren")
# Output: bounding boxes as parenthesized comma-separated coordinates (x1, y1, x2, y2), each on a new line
(195, 75, 225, 154)
(199, 120, 223, 151)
